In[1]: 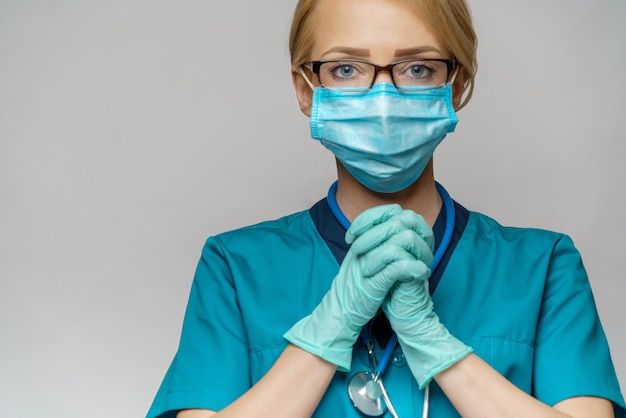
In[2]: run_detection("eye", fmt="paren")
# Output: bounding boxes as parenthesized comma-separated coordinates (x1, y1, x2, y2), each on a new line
(407, 64, 433, 79)
(393, 59, 450, 88)
(318, 60, 372, 90)
(330, 63, 358, 79)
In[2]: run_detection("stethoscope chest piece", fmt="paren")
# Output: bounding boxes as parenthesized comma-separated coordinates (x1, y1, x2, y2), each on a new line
(348, 371, 387, 416)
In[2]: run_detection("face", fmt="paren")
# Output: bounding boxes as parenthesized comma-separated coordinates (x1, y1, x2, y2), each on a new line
(293, 0, 462, 115)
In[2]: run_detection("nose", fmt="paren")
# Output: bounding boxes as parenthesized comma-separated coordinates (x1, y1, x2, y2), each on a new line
(373, 68, 394, 85)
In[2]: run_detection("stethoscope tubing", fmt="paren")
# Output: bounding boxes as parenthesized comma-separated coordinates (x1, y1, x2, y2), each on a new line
(373, 333, 397, 376)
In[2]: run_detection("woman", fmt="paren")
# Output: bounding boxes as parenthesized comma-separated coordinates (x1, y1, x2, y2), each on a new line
(147, 0, 625, 416)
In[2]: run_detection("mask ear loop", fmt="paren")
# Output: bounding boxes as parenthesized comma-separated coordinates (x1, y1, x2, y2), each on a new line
(448, 65, 459, 86)
(448, 64, 471, 111)
(445, 65, 462, 114)
(299, 67, 316, 91)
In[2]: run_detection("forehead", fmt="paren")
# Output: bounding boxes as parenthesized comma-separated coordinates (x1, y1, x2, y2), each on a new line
(310, 0, 447, 59)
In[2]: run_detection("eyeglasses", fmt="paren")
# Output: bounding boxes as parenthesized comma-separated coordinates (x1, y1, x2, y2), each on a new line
(302, 58, 456, 92)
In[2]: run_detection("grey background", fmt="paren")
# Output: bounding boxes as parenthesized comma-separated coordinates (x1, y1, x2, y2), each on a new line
(1, 1, 624, 416)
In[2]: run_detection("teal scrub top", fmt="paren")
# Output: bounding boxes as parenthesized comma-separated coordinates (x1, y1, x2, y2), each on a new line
(147, 198, 625, 417)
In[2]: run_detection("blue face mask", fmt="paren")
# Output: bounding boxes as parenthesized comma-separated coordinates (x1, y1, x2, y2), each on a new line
(310, 83, 458, 193)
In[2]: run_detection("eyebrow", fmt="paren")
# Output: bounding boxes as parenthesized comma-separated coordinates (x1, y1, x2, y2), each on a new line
(320, 46, 371, 58)
(320, 45, 443, 60)
(394, 46, 443, 58)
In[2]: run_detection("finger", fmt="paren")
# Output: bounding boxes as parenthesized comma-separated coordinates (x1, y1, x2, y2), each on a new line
(359, 238, 416, 277)
(358, 259, 428, 302)
(384, 280, 433, 320)
(345, 204, 403, 244)
(359, 230, 434, 276)
(367, 259, 431, 288)
(349, 210, 433, 255)
(393, 278, 429, 299)
(390, 229, 434, 266)
(391, 210, 435, 250)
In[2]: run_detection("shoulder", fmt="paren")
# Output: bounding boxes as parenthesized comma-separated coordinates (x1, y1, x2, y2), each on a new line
(466, 210, 572, 251)
(191, 208, 330, 289)
(468, 210, 562, 239)
(457, 209, 584, 285)
(198, 209, 326, 267)
(447, 207, 583, 293)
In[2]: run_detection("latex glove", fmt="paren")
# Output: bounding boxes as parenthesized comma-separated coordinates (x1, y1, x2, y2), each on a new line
(383, 278, 473, 389)
(284, 204, 434, 371)
(347, 206, 435, 268)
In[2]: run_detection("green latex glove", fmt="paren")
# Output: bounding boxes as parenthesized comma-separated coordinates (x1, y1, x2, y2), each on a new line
(347, 206, 435, 268)
(284, 204, 434, 371)
(383, 278, 473, 389)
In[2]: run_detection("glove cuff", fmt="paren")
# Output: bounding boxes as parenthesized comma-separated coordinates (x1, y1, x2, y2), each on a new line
(414, 338, 473, 390)
(283, 320, 355, 372)
(283, 290, 360, 372)
(396, 321, 473, 390)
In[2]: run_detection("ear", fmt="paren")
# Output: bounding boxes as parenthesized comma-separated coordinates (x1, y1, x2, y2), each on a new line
(292, 69, 314, 117)
(451, 72, 467, 110)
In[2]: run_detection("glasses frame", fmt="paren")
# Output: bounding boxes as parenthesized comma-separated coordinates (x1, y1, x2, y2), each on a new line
(303, 58, 456, 92)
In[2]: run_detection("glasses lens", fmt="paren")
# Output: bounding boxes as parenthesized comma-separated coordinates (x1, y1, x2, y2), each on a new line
(316, 59, 451, 91)
(318, 61, 374, 91)
(393, 60, 449, 90)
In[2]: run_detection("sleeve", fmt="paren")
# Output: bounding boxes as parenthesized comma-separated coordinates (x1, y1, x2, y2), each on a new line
(146, 237, 251, 418)
(532, 234, 625, 416)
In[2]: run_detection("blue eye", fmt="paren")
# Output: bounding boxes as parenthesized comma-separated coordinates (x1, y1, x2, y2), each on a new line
(318, 60, 373, 90)
(409, 65, 430, 78)
(333, 64, 356, 79)
(393, 59, 450, 89)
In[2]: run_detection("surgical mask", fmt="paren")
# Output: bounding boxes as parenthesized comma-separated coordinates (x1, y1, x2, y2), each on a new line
(310, 83, 458, 193)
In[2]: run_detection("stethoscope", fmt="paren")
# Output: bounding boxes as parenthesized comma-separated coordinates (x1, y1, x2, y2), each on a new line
(327, 180, 456, 418)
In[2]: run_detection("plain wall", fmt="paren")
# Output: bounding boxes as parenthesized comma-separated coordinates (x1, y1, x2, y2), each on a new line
(1, 1, 624, 416)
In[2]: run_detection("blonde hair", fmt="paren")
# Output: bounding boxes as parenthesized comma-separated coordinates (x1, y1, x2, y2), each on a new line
(288, 0, 477, 109)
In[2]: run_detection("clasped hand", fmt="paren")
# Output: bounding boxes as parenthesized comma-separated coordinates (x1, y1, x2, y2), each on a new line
(351, 204, 473, 388)
(285, 204, 434, 368)
(285, 203, 471, 384)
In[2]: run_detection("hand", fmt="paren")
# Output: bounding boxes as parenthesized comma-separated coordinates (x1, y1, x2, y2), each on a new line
(383, 277, 473, 389)
(284, 204, 434, 371)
